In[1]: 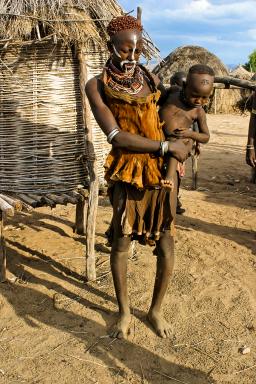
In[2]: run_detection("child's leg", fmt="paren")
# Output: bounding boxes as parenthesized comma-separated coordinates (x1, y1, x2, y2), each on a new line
(161, 157, 177, 190)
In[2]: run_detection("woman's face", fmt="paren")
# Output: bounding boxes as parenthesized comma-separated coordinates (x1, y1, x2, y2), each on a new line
(109, 30, 143, 71)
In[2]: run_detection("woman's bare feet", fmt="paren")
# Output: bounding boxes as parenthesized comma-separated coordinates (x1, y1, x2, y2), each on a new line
(148, 310, 172, 338)
(161, 178, 174, 191)
(110, 312, 131, 339)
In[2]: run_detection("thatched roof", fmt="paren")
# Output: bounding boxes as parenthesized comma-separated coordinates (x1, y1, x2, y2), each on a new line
(0, 1, 159, 59)
(0, 0, 123, 41)
(153, 45, 229, 84)
(230, 65, 252, 80)
(251, 73, 256, 82)
(0, 0, 123, 44)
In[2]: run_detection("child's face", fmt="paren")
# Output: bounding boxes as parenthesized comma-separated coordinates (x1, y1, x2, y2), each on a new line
(185, 74, 214, 107)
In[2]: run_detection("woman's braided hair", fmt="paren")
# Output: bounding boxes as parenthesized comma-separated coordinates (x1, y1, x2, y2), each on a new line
(107, 15, 143, 37)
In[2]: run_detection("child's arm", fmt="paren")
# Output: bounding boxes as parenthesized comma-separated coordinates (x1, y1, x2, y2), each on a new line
(171, 108, 209, 144)
(191, 108, 210, 143)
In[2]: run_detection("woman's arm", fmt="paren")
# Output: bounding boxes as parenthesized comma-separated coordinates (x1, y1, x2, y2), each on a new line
(85, 77, 190, 162)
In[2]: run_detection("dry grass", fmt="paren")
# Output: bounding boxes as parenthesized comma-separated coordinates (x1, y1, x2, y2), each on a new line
(0, 0, 123, 44)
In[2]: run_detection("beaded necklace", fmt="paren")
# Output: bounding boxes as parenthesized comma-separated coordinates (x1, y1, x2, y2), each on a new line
(106, 60, 144, 95)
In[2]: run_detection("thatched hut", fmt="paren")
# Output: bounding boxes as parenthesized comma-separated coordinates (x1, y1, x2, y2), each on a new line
(153, 45, 250, 114)
(230, 65, 252, 80)
(0, 1, 158, 281)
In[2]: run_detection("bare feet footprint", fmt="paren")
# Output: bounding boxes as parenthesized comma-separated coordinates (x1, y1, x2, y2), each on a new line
(148, 310, 172, 338)
(161, 179, 174, 191)
(110, 312, 131, 339)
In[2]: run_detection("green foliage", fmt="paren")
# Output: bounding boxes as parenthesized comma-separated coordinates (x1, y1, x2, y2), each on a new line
(244, 50, 256, 72)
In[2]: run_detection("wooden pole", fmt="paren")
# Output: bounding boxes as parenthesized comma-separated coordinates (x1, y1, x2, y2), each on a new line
(77, 46, 98, 281)
(214, 76, 256, 90)
(214, 89, 217, 115)
(252, 168, 256, 184)
(191, 155, 198, 190)
(0, 194, 22, 211)
(0, 196, 14, 216)
(0, 211, 6, 282)
(74, 199, 87, 235)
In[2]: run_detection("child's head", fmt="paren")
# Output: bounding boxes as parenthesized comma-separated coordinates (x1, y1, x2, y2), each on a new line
(184, 64, 214, 107)
(170, 71, 186, 87)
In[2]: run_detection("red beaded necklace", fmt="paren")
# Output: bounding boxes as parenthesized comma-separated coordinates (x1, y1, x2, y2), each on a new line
(106, 60, 144, 95)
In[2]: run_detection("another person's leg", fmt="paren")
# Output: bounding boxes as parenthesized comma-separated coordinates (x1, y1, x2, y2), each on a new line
(110, 183, 132, 338)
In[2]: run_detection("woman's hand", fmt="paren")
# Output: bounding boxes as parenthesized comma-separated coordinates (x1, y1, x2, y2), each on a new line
(168, 140, 190, 163)
(246, 147, 256, 167)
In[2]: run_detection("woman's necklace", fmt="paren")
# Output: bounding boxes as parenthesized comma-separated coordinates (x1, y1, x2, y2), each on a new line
(106, 60, 144, 95)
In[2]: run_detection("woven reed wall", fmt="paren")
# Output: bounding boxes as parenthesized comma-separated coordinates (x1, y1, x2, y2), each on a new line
(83, 40, 110, 187)
(0, 41, 87, 194)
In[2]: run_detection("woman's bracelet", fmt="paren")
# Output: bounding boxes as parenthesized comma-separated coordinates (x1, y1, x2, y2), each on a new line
(107, 127, 120, 144)
(159, 141, 169, 156)
(246, 144, 255, 150)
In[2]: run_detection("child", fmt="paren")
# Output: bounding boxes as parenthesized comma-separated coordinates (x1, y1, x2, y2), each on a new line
(159, 64, 214, 189)
(169, 71, 186, 94)
(169, 70, 187, 213)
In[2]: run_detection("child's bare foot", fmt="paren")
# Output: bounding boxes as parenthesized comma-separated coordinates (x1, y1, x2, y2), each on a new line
(147, 310, 172, 338)
(110, 312, 131, 339)
(161, 178, 174, 191)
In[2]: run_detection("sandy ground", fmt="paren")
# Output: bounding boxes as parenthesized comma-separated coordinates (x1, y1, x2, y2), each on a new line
(0, 114, 256, 384)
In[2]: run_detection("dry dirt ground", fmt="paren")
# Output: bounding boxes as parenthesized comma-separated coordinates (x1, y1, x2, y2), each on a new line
(0, 114, 256, 384)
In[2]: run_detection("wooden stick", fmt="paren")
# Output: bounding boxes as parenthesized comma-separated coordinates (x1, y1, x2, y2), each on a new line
(78, 46, 98, 281)
(214, 76, 256, 90)
(27, 194, 44, 205)
(0, 197, 14, 216)
(41, 196, 56, 208)
(0, 211, 6, 282)
(234, 363, 256, 374)
(62, 193, 78, 205)
(17, 194, 38, 208)
(154, 370, 190, 384)
(0, 194, 22, 211)
(19, 200, 33, 213)
(46, 194, 68, 205)
(69, 190, 83, 201)
(65, 354, 116, 369)
(251, 168, 256, 184)
(191, 155, 198, 190)
(76, 188, 89, 199)
(86, 168, 98, 281)
(74, 199, 87, 235)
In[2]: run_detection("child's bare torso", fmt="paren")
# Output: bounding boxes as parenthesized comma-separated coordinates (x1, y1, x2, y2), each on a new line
(159, 91, 200, 135)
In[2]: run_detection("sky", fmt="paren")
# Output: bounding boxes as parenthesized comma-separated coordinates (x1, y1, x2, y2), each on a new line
(118, 0, 256, 67)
